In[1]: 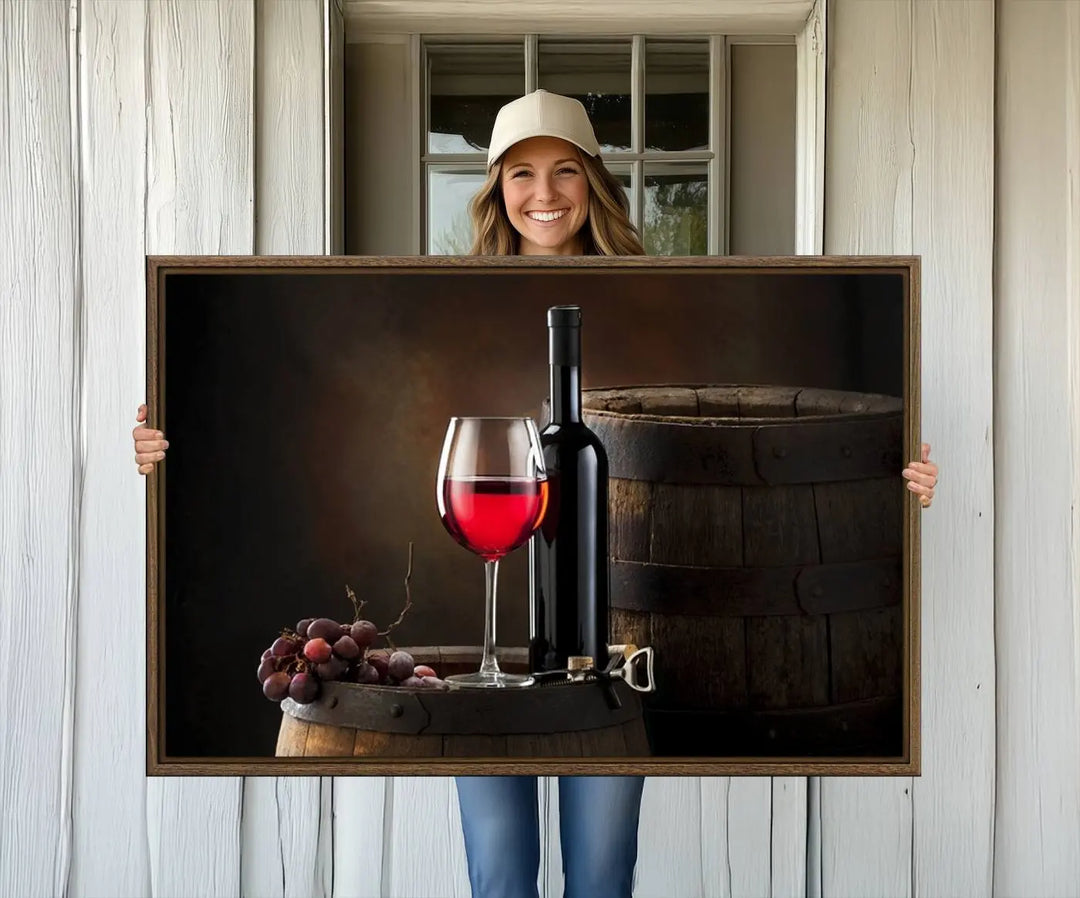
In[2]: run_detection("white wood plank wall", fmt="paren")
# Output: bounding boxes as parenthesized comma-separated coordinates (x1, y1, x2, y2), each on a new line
(994, 0, 1080, 893)
(70, 0, 151, 894)
(823, 2, 996, 895)
(1, 1, 1078, 897)
(0, 2, 79, 897)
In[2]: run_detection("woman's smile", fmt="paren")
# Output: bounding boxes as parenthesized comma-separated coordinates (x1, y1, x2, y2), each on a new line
(525, 208, 570, 223)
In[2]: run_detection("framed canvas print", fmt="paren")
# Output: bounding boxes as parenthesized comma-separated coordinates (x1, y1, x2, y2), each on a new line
(145, 255, 922, 776)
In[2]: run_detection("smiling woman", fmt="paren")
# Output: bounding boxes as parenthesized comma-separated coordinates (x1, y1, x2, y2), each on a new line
(466, 89, 645, 257)
(454, 89, 649, 898)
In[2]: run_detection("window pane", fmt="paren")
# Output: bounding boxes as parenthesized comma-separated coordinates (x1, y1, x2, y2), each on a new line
(645, 40, 709, 152)
(428, 168, 486, 254)
(537, 40, 631, 153)
(427, 44, 524, 154)
(643, 164, 708, 256)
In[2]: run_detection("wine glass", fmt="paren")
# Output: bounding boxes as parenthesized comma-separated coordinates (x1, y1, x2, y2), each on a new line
(436, 416, 548, 688)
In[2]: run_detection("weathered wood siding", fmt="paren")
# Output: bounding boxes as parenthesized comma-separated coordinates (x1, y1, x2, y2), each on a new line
(70, 0, 151, 893)
(0, 2, 79, 895)
(1, 1, 1077, 896)
(994, 0, 1080, 893)
(823, 1, 996, 894)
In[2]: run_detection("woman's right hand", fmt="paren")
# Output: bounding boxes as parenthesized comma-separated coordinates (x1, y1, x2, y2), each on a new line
(133, 403, 169, 475)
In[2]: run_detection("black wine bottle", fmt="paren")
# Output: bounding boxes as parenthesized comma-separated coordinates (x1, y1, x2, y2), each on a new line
(528, 305, 610, 673)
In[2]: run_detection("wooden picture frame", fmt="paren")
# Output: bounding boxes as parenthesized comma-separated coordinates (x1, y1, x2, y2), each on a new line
(145, 254, 921, 776)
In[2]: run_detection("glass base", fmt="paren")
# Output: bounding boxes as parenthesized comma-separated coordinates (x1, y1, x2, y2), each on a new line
(444, 670, 535, 689)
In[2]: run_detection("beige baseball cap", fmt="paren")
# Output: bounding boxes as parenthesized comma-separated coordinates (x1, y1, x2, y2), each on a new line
(486, 89, 601, 169)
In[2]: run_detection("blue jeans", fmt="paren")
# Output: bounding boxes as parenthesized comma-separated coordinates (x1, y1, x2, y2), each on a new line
(454, 775, 646, 898)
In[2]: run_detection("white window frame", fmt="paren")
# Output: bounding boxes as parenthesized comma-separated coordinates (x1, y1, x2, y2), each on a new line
(338, 0, 826, 256)
(422, 34, 738, 256)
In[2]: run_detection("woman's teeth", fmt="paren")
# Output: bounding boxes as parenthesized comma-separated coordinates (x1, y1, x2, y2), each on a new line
(527, 209, 567, 222)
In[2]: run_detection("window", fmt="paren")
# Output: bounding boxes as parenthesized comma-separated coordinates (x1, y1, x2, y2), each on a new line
(422, 36, 794, 257)
(342, 34, 798, 256)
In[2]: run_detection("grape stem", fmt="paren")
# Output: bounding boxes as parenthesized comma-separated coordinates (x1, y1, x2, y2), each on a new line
(345, 584, 368, 621)
(281, 655, 307, 676)
(377, 541, 415, 649)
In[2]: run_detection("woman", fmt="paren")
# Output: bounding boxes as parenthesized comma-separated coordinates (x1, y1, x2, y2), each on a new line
(132, 90, 940, 898)
(450, 90, 649, 898)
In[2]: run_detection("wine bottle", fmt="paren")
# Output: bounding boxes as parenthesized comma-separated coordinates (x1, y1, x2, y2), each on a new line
(528, 305, 610, 673)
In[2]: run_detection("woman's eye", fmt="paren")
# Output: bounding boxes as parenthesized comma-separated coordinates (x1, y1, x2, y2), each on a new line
(558, 167, 580, 176)
(510, 170, 531, 178)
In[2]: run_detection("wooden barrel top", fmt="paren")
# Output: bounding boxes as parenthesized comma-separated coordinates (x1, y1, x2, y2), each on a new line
(279, 678, 644, 736)
(278, 646, 644, 737)
(580, 385, 904, 485)
(581, 384, 904, 420)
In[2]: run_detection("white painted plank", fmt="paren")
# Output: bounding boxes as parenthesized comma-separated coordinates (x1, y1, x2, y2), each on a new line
(908, 3, 996, 897)
(316, 778, 335, 898)
(332, 778, 387, 898)
(241, 778, 329, 898)
(770, 777, 808, 897)
(0, 1, 78, 896)
(241, 3, 333, 893)
(342, 0, 815, 37)
(143, 1, 254, 894)
(386, 777, 470, 898)
(634, 778, 703, 897)
(821, 2, 914, 893)
(820, 781, 911, 898)
(69, 1, 152, 894)
(699, 779, 731, 898)
(994, 1, 1080, 893)
(144, 0, 255, 255)
(240, 780, 290, 898)
(147, 779, 243, 898)
(824, 0, 913, 255)
(699, 778, 775, 898)
(728, 778, 771, 896)
(256, 0, 325, 255)
(806, 778, 820, 898)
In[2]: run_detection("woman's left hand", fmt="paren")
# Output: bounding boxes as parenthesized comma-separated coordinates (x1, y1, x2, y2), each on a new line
(903, 442, 938, 508)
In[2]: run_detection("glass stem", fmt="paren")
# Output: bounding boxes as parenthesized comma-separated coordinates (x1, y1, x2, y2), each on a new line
(479, 559, 501, 675)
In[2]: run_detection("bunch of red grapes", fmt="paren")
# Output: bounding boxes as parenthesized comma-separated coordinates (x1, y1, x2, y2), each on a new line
(257, 616, 449, 705)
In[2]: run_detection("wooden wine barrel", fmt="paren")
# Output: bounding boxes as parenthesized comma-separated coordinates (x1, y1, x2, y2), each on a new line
(275, 646, 651, 758)
(581, 384, 907, 757)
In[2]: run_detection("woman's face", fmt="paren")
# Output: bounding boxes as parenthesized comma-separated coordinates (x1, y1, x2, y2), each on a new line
(499, 136, 590, 255)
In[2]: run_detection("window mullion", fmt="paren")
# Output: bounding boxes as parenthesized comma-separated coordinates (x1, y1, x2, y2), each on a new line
(525, 34, 537, 92)
(631, 34, 645, 233)
(420, 38, 430, 253)
(708, 35, 726, 256)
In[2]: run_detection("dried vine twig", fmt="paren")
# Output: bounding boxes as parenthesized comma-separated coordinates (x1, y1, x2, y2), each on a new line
(377, 541, 414, 650)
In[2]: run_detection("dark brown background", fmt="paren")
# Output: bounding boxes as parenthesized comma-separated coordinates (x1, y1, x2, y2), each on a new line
(161, 267, 903, 757)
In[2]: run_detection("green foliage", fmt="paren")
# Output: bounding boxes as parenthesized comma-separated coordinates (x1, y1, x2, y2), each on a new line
(644, 177, 707, 256)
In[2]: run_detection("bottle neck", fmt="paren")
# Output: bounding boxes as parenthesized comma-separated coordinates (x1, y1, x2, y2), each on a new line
(550, 364, 581, 423)
(548, 322, 582, 424)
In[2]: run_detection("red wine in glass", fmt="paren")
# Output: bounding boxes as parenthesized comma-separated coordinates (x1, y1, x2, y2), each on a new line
(436, 417, 547, 688)
(441, 476, 549, 562)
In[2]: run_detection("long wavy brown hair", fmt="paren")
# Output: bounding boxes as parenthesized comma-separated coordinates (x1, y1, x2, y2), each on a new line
(468, 148, 645, 256)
